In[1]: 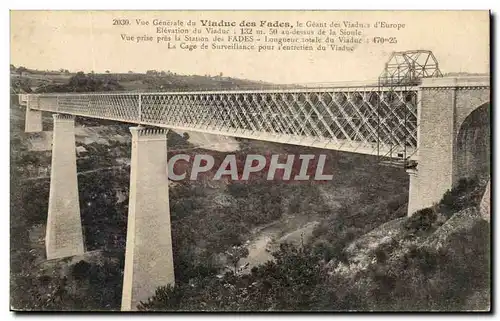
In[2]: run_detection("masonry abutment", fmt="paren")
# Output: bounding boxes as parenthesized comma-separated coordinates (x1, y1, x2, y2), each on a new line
(121, 127, 175, 311)
(406, 77, 490, 216)
(46, 114, 85, 260)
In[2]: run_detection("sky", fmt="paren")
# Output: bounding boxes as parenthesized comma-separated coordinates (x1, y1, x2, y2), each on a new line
(10, 10, 490, 84)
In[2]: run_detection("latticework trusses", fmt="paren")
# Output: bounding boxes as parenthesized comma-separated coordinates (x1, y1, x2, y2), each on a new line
(26, 88, 418, 158)
(379, 50, 443, 86)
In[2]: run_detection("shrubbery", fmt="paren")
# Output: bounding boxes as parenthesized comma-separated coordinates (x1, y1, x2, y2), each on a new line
(439, 177, 485, 217)
(404, 207, 437, 235)
(36, 72, 123, 93)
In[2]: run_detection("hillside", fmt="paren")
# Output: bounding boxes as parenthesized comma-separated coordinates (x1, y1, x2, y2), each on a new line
(139, 176, 490, 311)
(10, 66, 280, 94)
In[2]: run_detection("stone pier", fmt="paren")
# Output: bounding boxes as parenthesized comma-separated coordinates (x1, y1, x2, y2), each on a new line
(25, 107, 42, 133)
(46, 114, 84, 260)
(406, 168, 419, 215)
(121, 127, 175, 311)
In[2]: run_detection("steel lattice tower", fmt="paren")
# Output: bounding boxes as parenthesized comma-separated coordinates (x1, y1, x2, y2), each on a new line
(379, 50, 443, 86)
(376, 50, 443, 165)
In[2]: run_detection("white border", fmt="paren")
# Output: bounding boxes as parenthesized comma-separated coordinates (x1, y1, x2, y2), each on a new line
(2, 2, 497, 320)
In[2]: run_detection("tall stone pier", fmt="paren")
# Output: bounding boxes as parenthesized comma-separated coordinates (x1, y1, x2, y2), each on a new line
(121, 127, 175, 311)
(25, 107, 42, 133)
(46, 114, 84, 259)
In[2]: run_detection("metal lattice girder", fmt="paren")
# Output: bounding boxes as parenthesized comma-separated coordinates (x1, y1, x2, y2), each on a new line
(25, 86, 418, 157)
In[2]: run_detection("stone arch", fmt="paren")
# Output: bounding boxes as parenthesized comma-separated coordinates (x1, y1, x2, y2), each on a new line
(455, 102, 490, 182)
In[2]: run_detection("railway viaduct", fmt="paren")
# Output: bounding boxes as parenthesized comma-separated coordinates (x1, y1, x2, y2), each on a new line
(18, 61, 490, 310)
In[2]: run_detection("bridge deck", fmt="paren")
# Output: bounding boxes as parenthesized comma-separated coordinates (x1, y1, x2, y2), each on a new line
(20, 86, 419, 159)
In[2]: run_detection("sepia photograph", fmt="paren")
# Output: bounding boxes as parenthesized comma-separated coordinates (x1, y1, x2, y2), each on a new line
(9, 10, 491, 312)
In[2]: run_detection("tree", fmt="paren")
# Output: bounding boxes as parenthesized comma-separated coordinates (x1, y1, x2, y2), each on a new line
(17, 66, 27, 75)
(224, 244, 249, 274)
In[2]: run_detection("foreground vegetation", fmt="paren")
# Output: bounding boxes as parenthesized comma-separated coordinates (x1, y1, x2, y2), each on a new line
(139, 177, 490, 311)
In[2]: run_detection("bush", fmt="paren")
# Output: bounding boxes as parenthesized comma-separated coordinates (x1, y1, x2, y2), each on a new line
(404, 207, 437, 234)
(373, 238, 399, 264)
(138, 285, 181, 311)
(439, 178, 483, 216)
(71, 260, 92, 280)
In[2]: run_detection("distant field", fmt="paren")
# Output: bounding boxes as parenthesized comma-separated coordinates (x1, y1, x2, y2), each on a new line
(11, 73, 71, 84)
(11, 69, 278, 93)
(119, 79, 151, 91)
